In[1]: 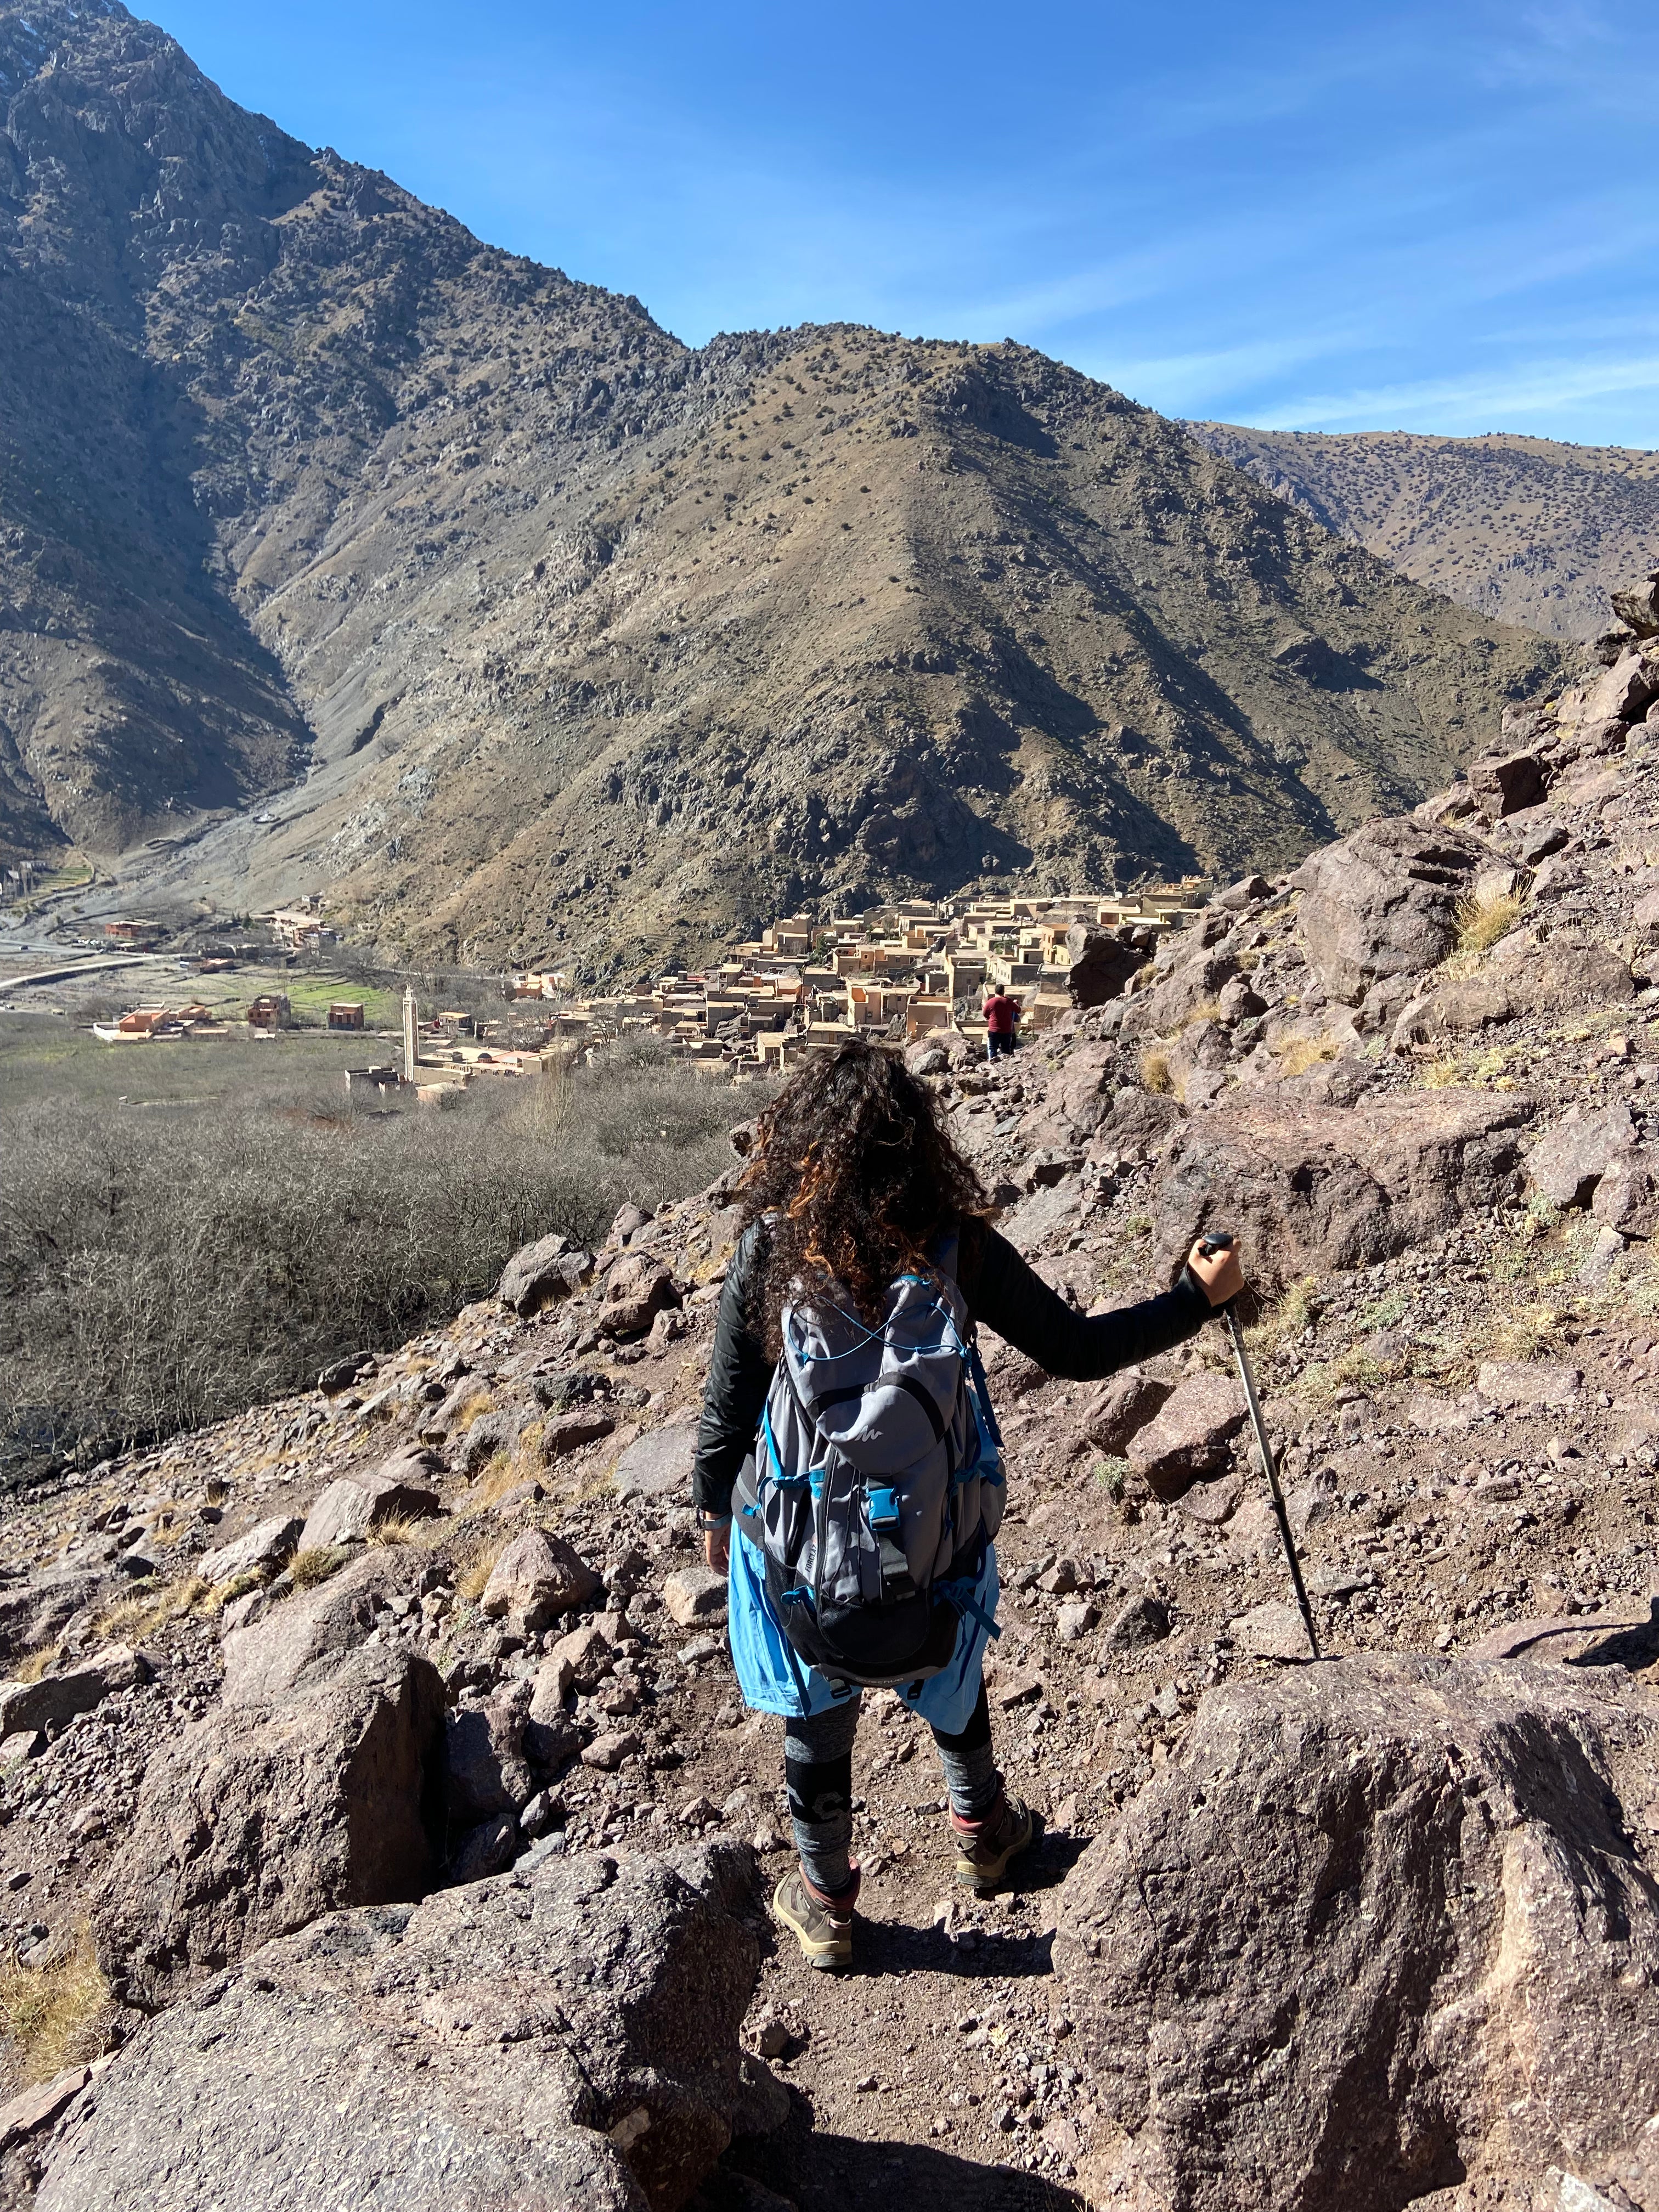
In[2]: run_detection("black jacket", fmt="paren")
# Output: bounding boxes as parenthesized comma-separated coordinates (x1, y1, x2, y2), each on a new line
(691, 1215, 1217, 1517)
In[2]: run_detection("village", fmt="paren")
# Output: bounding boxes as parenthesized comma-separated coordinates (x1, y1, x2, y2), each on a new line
(76, 882, 1208, 1096)
(508, 883, 1206, 1074)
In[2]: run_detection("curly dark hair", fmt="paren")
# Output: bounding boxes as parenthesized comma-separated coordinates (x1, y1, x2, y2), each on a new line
(736, 1037, 988, 1353)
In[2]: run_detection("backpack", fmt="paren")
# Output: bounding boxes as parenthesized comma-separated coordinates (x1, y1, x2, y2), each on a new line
(736, 1236, 1005, 1688)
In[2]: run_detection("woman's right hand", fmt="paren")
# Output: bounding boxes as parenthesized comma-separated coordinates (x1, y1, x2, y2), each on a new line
(1188, 1236, 1245, 1308)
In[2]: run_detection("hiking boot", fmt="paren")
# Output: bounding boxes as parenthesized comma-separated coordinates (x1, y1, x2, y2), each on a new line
(772, 1866, 859, 1971)
(950, 1793, 1034, 1893)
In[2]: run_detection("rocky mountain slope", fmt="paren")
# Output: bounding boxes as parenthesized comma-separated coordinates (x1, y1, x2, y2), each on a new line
(0, 2, 1571, 978)
(2, 618, 1659, 2209)
(1188, 421, 1659, 644)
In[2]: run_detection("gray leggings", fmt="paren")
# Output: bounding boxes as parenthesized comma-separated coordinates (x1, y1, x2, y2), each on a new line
(783, 1680, 1001, 1897)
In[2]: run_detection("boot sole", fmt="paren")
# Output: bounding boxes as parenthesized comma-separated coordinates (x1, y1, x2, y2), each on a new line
(771, 1875, 853, 1970)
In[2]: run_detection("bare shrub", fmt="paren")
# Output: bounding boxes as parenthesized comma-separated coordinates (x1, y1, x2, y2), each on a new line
(1, 1040, 744, 1474)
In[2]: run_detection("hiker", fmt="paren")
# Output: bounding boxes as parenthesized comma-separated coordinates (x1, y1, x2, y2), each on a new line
(692, 1037, 1245, 1969)
(983, 984, 1019, 1059)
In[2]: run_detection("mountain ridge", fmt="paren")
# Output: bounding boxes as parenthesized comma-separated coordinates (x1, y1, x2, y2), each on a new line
(0, 0, 1573, 977)
(1186, 421, 1659, 642)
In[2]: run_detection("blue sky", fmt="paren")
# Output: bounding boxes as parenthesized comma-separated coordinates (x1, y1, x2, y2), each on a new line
(149, 0, 1659, 447)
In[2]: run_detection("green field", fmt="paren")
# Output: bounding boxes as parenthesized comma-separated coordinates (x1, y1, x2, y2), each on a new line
(0, 1010, 401, 1115)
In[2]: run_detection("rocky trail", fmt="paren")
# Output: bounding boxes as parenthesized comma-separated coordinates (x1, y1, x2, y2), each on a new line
(4, 608, 1659, 2205)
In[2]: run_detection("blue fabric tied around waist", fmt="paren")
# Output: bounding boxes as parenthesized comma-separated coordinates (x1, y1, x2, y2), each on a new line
(726, 1529, 1002, 1727)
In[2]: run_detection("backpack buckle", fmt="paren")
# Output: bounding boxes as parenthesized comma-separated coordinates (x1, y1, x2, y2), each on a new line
(866, 1486, 915, 1602)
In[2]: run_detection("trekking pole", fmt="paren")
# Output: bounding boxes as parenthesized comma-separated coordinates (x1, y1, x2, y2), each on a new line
(1197, 1232, 1321, 1661)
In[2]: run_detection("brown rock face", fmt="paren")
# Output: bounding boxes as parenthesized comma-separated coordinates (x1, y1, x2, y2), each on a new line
(1292, 816, 1489, 1004)
(1153, 1087, 1536, 1297)
(1054, 1655, 1659, 2212)
(602, 1256, 682, 1339)
(47, 1846, 768, 2212)
(93, 1643, 446, 2010)
(1124, 1373, 1246, 1492)
(479, 1526, 600, 1629)
(1526, 1102, 1638, 1208)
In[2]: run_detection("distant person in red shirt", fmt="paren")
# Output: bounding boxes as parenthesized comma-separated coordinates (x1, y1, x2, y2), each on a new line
(983, 986, 1019, 1060)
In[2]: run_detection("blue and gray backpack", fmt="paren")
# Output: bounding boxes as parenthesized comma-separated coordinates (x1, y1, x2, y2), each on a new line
(732, 1235, 1005, 1687)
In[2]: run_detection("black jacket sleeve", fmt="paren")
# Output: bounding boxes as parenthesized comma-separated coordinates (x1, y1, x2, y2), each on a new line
(692, 1220, 773, 1518)
(956, 1216, 1216, 1379)
(690, 1213, 1218, 1513)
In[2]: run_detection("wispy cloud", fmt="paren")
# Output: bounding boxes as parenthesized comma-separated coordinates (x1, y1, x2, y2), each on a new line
(1256, 352, 1659, 435)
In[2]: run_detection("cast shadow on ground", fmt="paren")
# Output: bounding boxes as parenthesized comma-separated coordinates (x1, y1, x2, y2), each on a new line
(701, 2103, 1085, 2212)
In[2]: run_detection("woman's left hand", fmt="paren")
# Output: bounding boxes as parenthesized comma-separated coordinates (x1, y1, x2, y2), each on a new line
(703, 1520, 731, 1573)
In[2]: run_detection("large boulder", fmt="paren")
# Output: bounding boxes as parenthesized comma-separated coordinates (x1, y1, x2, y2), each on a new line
(196, 1515, 302, 1588)
(613, 1421, 699, 1503)
(1153, 1087, 1535, 1297)
(444, 1690, 536, 1828)
(221, 1549, 424, 1707)
(0, 1568, 108, 1665)
(498, 1232, 594, 1316)
(1466, 746, 1549, 817)
(1054, 1655, 1659, 2212)
(1082, 1370, 1175, 1457)
(92, 1643, 447, 2011)
(601, 1255, 682, 1339)
(1292, 816, 1488, 1004)
(1396, 933, 1635, 1046)
(297, 1455, 443, 1556)
(1583, 643, 1659, 725)
(45, 1846, 770, 2212)
(1064, 924, 1147, 1008)
(1594, 1145, 1659, 1238)
(1125, 1373, 1246, 1496)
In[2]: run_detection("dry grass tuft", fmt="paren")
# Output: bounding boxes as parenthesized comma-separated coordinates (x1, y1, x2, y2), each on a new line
(455, 1533, 506, 1605)
(8, 1645, 59, 1686)
(208, 1568, 266, 1609)
(1250, 1274, 1324, 1361)
(1295, 1341, 1408, 1409)
(1276, 1034, 1339, 1079)
(467, 1438, 546, 1515)
(1177, 1001, 1223, 1033)
(0, 1925, 115, 2087)
(1140, 1048, 1173, 1096)
(91, 1576, 209, 1646)
(1456, 889, 1522, 954)
(1469, 1303, 1568, 1366)
(366, 1511, 445, 1550)
(287, 1546, 350, 1591)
